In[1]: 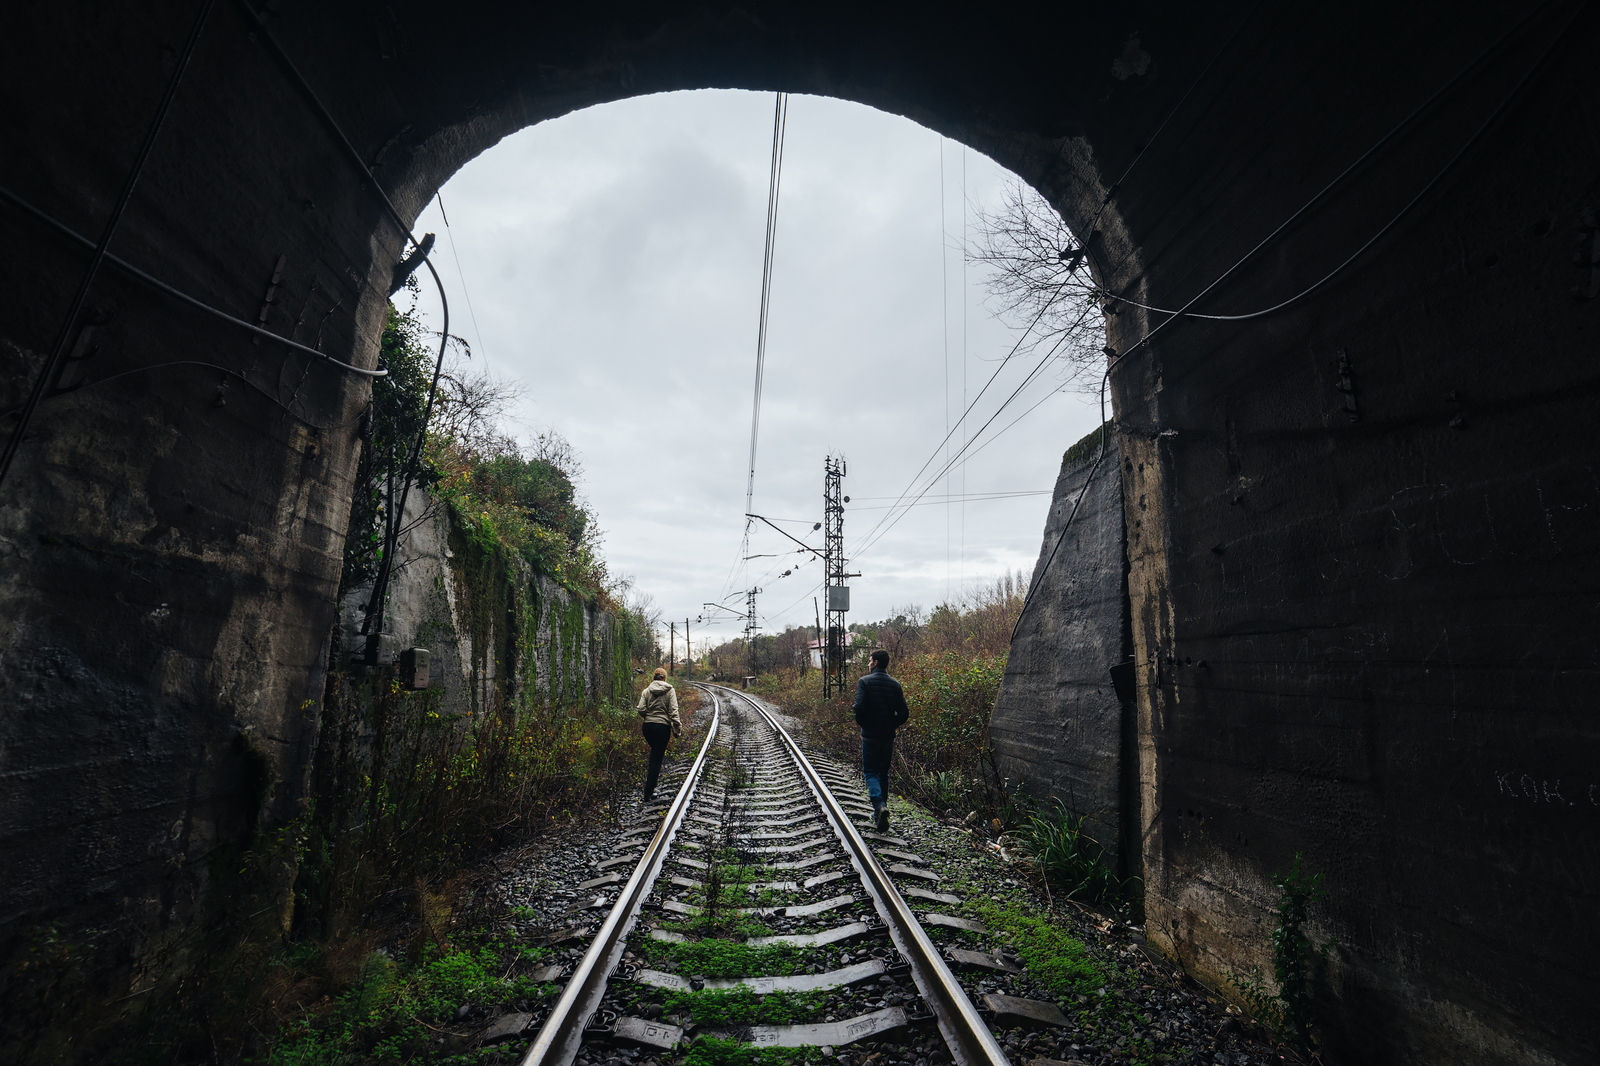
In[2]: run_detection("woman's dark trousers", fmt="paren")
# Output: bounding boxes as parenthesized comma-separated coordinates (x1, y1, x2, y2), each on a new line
(642, 722, 671, 798)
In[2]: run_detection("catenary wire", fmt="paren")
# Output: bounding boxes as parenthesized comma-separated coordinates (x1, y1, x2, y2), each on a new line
(1126, 2, 1578, 323)
(840, 11, 1261, 573)
(851, 299, 1098, 561)
(765, 6, 1566, 626)
(745, 93, 788, 526)
(843, 272, 1078, 558)
(724, 92, 789, 602)
(870, 1, 1571, 581)
(0, 0, 216, 490)
(755, 7, 1248, 571)
(941, 137, 951, 600)
(435, 191, 489, 370)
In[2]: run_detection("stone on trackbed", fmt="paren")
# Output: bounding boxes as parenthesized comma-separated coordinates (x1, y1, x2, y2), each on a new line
(981, 994, 1071, 1029)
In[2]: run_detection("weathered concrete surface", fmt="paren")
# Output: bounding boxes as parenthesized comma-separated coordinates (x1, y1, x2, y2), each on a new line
(1, 2, 1597, 1063)
(338, 487, 628, 712)
(990, 431, 1134, 865)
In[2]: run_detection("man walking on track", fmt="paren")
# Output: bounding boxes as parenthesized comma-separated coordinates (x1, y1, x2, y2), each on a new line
(853, 649, 910, 831)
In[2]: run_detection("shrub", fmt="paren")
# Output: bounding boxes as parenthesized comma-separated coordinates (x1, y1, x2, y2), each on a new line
(1016, 802, 1129, 907)
(1228, 852, 1335, 1044)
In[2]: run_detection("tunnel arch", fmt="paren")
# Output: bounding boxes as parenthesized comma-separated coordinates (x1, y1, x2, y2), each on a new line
(2, 3, 1597, 1064)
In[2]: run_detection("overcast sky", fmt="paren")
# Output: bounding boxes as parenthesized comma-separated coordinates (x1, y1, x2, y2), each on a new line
(406, 90, 1103, 654)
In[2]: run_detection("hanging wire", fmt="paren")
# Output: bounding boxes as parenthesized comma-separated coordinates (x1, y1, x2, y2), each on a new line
(852, 0, 1573, 576)
(0, 0, 216, 490)
(940, 137, 951, 601)
(0, 186, 390, 380)
(731, 92, 789, 596)
(435, 191, 489, 372)
(1007, 1, 1584, 641)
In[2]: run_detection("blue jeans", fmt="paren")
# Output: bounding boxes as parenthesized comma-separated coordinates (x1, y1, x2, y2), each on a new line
(861, 735, 893, 808)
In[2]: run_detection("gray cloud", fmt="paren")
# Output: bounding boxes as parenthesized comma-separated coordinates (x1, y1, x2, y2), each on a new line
(410, 89, 1103, 649)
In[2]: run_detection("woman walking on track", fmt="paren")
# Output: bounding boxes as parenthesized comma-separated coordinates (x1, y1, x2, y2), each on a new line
(636, 667, 682, 802)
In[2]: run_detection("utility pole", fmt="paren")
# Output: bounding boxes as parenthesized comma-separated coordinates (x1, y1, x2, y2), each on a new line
(745, 586, 762, 676)
(685, 617, 691, 677)
(823, 455, 849, 697)
(669, 622, 675, 675)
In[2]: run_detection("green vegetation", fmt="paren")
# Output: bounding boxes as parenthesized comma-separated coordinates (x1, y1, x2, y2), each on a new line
(659, 911, 774, 941)
(1228, 852, 1334, 1043)
(683, 1037, 818, 1066)
(342, 301, 438, 593)
(357, 292, 640, 608)
(636, 934, 815, 979)
(725, 568, 1141, 914)
(1060, 420, 1112, 469)
(430, 434, 613, 604)
(250, 301, 694, 1062)
(726, 575, 1028, 820)
(963, 898, 1104, 996)
(663, 987, 827, 1027)
(1015, 802, 1131, 909)
(269, 938, 560, 1064)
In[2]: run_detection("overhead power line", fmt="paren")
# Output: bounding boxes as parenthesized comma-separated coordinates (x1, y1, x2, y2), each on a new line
(435, 191, 489, 371)
(723, 92, 789, 602)
(741, 95, 789, 542)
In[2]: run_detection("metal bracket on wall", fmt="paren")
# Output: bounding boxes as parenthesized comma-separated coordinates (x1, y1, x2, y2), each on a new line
(1336, 350, 1359, 422)
(254, 253, 287, 343)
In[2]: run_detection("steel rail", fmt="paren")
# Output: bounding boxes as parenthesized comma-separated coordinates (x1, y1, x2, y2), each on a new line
(711, 686, 1011, 1066)
(520, 691, 723, 1066)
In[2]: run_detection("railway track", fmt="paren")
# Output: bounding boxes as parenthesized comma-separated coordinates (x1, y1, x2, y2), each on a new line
(517, 684, 1058, 1066)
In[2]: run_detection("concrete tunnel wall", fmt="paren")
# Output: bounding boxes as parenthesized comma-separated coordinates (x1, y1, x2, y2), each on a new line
(1, 2, 1597, 1062)
(990, 432, 1136, 869)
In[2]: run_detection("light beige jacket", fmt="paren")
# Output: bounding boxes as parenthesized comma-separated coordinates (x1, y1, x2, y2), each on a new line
(636, 679, 682, 733)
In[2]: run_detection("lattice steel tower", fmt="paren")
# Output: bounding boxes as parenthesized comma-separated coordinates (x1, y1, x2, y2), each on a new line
(823, 455, 849, 697)
(744, 586, 761, 675)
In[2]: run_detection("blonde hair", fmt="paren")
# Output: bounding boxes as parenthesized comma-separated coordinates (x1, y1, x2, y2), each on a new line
(653, 667, 667, 680)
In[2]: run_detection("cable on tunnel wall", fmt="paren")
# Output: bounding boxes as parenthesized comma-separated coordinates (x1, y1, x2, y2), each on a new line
(0, 0, 217, 491)
(359, 255, 452, 645)
(0, 185, 391, 381)
(1008, 0, 1585, 642)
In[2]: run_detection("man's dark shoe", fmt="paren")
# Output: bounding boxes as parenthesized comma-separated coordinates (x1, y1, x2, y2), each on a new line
(874, 806, 890, 832)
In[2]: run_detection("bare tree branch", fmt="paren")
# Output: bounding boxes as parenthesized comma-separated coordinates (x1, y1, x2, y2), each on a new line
(968, 180, 1107, 393)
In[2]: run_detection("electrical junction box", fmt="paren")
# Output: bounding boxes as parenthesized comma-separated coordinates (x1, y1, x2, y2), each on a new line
(827, 586, 850, 612)
(399, 647, 430, 690)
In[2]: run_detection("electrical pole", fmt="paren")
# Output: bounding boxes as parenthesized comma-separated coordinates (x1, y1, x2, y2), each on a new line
(745, 586, 762, 677)
(823, 455, 849, 698)
(685, 617, 691, 677)
(669, 622, 675, 676)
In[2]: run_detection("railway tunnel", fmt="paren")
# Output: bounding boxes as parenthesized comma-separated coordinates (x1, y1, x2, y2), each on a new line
(1, 1, 1596, 1063)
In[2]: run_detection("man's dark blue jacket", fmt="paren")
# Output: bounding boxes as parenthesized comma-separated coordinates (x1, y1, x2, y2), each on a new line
(853, 666, 910, 737)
